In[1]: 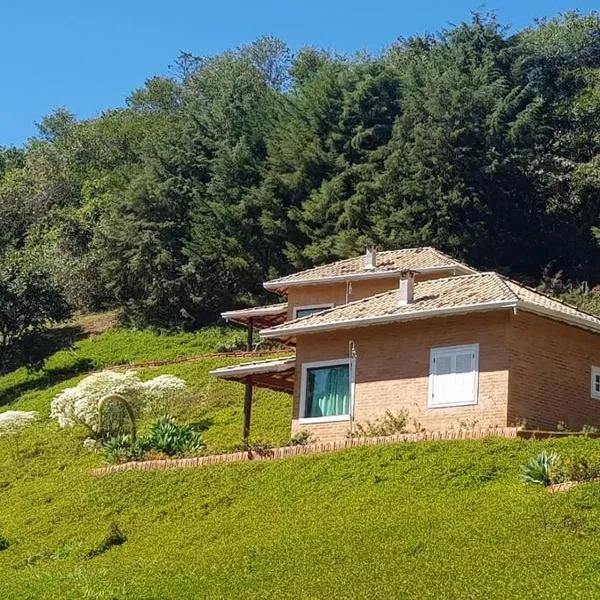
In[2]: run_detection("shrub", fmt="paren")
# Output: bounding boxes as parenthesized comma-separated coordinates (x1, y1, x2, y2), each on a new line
(141, 415, 205, 457)
(216, 338, 248, 353)
(0, 535, 9, 551)
(103, 434, 141, 464)
(349, 410, 409, 438)
(0, 411, 37, 437)
(581, 424, 600, 434)
(555, 454, 600, 483)
(521, 450, 560, 486)
(50, 370, 187, 438)
(289, 430, 314, 446)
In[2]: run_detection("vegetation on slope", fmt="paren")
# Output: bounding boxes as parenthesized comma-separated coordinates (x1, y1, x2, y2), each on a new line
(3, 12, 600, 330)
(0, 323, 599, 598)
(2, 433, 600, 599)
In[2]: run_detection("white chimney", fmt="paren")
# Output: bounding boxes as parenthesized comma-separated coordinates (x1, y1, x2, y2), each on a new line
(398, 271, 415, 305)
(364, 247, 377, 270)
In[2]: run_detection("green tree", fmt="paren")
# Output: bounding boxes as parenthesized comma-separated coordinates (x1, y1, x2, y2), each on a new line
(0, 250, 71, 373)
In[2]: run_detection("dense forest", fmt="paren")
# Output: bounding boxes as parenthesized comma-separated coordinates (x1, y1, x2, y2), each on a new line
(2, 12, 600, 336)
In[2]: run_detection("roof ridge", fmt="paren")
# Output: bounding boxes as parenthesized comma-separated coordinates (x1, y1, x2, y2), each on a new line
(500, 275, 600, 323)
(265, 246, 467, 286)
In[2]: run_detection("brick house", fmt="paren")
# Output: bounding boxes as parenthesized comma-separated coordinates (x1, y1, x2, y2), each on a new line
(212, 248, 600, 442)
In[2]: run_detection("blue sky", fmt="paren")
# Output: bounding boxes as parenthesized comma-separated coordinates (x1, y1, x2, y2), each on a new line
(0, 0, 595, 146)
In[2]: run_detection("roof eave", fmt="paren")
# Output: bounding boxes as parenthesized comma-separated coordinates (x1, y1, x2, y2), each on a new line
(210, 357, 296, 378)
(221, 304, 288, 320)
(260, 300, 518, 339)
(518, 300, 600, 335)
(263, 264, 472, 292)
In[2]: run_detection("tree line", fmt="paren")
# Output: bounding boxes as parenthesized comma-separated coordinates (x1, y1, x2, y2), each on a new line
(2, 12, 600, 349)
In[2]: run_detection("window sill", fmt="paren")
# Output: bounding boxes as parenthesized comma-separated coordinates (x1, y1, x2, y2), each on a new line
(428, 400, 478, 409)
(298, 415, 351, 424)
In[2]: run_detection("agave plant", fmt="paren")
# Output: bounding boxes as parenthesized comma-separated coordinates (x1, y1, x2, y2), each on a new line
(142, 415, 205, 456)
(521, 450, 560, 487)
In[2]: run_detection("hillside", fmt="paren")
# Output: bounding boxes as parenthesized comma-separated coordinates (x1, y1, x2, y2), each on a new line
(2, 324, 600, 599)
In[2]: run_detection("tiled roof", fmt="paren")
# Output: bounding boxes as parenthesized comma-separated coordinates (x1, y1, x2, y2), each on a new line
(221, 303, 287, 319)
(221, 303, 288, 328)
(263, 247, 475, 290)
(260, 273, 600, 338)
(210, 356, 295, 378)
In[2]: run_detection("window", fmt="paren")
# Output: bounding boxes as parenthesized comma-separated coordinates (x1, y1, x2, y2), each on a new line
(591, 367, 600, 400)
(428, 344, 479, 408)
(293, 304, 332, 319)
(300, 359, 353, 422)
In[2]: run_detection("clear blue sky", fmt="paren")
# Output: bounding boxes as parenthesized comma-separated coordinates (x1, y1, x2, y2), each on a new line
(0, 0, 595, 146)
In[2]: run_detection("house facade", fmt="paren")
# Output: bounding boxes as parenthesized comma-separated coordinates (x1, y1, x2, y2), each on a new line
(212, 248, 600, 442)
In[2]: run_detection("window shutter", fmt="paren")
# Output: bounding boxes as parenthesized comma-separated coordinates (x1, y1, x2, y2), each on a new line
(429, 345, 479, 407)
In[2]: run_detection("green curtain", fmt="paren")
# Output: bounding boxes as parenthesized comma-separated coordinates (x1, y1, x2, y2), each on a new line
(306, 364, 350, 417)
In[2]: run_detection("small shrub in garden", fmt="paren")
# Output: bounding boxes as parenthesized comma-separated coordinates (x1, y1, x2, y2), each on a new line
(521, 450, 560, 486)
(50, 370, 187, 440)
(349, 410, 409, 438)
(103, 434, 142, 464)
(235, 439, 273, 454)
(580, 424, 600, 434)
(555, 454, 600, 483)
(216, 338, 248, 353)
(0, 410, 38, 458)
(289, 430, 314, 446)
(0, 535, 9, 551)
(142, 415, 205, 457)
(0, 411, 38, 437)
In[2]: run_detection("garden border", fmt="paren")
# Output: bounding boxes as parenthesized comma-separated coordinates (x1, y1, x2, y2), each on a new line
(105, 350, 291, 372)
(92, 427, 519, 476)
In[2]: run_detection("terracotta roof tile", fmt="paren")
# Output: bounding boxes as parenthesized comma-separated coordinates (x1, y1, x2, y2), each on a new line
(261, 273, 600, 337)
(263, 247, 475, 290)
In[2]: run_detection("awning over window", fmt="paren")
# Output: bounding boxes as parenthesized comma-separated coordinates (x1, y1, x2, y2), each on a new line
(210, 356, 295, 394)
(221, 303, 288, 329)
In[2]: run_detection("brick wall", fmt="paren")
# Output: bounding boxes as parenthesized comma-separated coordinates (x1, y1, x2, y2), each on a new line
(507, 311, 600, 430)
(291, 312, 511, 442)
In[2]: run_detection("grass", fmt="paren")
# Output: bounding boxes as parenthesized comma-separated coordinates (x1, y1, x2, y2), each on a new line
(0, 324, 247, 409)
(3, 434, 600, 598)
(3, 321, 600, 598)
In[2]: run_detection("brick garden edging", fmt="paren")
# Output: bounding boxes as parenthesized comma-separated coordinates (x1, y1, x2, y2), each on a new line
(108, 349, 290, 372)
(91, 427, 519, 476)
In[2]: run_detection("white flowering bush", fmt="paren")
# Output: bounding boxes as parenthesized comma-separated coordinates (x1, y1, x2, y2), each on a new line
(141, 375, 187, 412)
(0, 411, 38, 437)
(50, 370, 187, 437)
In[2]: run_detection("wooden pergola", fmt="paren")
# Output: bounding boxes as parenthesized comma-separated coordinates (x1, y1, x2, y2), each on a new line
(221, 303, 288, 351)
(210, 357, 295, 442)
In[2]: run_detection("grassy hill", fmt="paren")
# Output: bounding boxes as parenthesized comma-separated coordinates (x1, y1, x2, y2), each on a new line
(2, 321, 600, 599)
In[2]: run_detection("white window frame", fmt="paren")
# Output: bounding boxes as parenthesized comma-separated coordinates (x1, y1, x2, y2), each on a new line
(428, 343, 479, 409)
(293, 304, 333, 320)
(591, 366, 600, 400)
(299, 358, 354, 424)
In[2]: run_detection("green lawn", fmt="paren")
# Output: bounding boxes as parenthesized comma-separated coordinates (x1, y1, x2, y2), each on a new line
(2, 325, 600, 598)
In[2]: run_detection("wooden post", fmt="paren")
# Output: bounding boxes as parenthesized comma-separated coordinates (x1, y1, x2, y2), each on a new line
(243, 376, 253, 444)
(247, 317, 254, 352)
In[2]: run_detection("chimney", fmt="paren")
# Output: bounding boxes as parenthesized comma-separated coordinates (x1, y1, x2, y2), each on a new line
(364, 247, 377, 270)
(398, 271, 415, 305)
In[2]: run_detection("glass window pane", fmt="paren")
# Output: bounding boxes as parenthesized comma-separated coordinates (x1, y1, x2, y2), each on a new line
(435, 355, 453, 375)
(455, 353, 472, 373)
(296, 307, 329, 319)
(305, 364, 349, 417)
